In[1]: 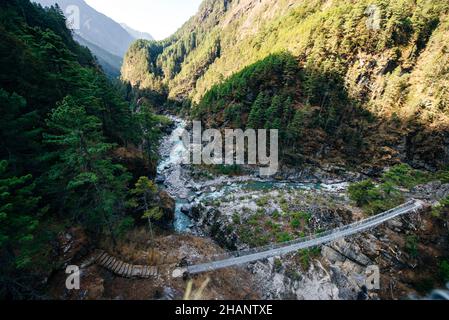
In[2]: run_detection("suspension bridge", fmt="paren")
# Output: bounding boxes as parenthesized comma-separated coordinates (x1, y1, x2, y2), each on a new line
(172, 199, 425, 277)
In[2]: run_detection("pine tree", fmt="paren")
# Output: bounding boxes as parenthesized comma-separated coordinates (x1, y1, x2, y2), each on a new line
(43, 96, 130, 235)
(286, 109, 306, 148)
(0, 89, 41, 176)
(129, 177, 162, 245)
(135, 104, 167, 162)
(265, 95, 282, 130)
(247, 93, 267, 129)
(0, 160, 42, 297)
(282, 97, 294, 122)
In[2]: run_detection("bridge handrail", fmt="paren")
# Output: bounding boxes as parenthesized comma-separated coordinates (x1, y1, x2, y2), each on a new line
(190, 200, 422, 264)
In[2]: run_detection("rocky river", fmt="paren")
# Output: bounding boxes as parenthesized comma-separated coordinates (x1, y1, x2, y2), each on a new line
(153, 117, 448, 300)
(48, 117, 448, 300)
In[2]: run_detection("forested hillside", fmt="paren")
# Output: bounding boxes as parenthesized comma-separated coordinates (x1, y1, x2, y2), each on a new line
(1, 0, 448, 301)
(122, 0, 449, 169)
(0, 0, 167, 298)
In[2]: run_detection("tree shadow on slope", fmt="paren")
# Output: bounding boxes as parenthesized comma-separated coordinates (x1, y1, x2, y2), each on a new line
(191, 52, 449, 172)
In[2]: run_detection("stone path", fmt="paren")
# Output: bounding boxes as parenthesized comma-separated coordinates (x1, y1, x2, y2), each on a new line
(94, 250, 158, 279)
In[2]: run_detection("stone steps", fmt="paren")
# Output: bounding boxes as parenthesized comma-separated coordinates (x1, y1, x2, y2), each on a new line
(94, 250, 158, 279)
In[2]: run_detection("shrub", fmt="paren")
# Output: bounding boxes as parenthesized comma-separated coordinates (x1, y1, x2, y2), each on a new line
(432, 196, 449, 218)
(436, 169, 449, 184)
(256, 196, 269, 207)
(348, 170, 405, 215)
(214, 164, 242, 176)
(248, 216, 259, 226)
(276, 232, 292, 243)
(440, 260, 449, 282)
(414, 278, 435, 293)
(297, 248, 321, 270)
(274, 258, 283, 272)
(290, 218, 301, 229)
(382, 164, 429, 188)
(348, 179, 380, 207)
(232, 212, 241, 225)
(405, 235, 419, 258)
(116, 217, 135, 238)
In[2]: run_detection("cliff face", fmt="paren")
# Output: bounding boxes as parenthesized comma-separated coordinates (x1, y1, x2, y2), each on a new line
(122, 0, 449, 169)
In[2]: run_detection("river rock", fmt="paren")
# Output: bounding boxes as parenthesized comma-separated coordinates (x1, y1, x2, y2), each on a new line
(410, 181, 449, 201)
(181, 204, 192, 214)
(327, 239, 373, 266)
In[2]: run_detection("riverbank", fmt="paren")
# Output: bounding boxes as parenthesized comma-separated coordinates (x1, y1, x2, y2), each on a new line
(151, 117, 448, 299)
(46, 117, 449, 300)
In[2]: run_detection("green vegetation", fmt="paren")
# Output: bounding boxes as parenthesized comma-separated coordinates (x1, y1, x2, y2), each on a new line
(232, 212, 241, 225)
(290, 218, 301, 229)
(348, 164, 434, 215)
(432, 196, 449, 217)
(123, 0, 449, 169)
(238, 226, 270, 248)
(235, 205, 314, 248)
(0, 0, 168, 298)
(2, 0, 449, 299)
(44, 96, 131, 236)
(349, 164, 449, 215)
(274, 258, 283, 272)
(348, 179, 404, 215)
(440, 260, 449, 282)
(276, 232, 293, 243)
(208, 164, 242, 176)
(381, 164, 431, 188)
(414, 278, 436, 293)
(191, 52, 369, 164)
(405, 235, 419, 258)
(129, 177, 163, 243)
(272, 210, 281, 219)
(256, 196, 270, 207)
(289, 211, 311, 229)
(296, 248, 321, 270)
(0, 161, 41, 270)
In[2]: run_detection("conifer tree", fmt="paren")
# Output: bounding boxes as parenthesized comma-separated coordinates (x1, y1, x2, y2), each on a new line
(44, 96, 130, 235)
(248, 93, 267, 129)
(0, 160, 42, 297)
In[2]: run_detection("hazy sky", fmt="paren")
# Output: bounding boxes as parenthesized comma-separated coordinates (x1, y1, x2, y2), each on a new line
(85, 0, 203, 40)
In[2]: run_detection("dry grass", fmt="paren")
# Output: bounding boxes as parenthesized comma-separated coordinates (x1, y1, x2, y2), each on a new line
(99, 227, 166, 265)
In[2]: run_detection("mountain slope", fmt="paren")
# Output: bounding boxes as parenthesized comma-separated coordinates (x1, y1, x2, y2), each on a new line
(120, 23, 154, 41)
(73, 34, 122, 78)
(34, 0, 135, 57)
(122, 0, 449, 169)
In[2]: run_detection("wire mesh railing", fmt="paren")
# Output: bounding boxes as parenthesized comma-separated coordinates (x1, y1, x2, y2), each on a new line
(186, 199, 424, 273)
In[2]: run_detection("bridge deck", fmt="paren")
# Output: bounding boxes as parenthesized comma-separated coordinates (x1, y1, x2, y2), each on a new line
(174, 199, 424, 276)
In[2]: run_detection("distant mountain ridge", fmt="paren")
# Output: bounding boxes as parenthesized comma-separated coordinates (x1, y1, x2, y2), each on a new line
(34, 0, 134, 56)
(73, 34, 122, 78)
(33, 0, 153, 77)
(120, 23, 154, 41)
